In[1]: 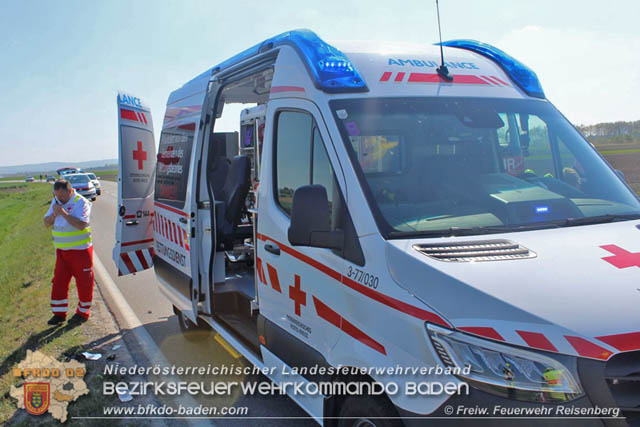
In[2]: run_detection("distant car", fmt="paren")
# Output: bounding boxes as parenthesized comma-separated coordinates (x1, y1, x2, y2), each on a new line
(25, 176, 34, 182)
(46, 176, 56, 182)
(57, 167, 84, 176)
(86, 173, 101, 196)
(66, 173, 97, 201)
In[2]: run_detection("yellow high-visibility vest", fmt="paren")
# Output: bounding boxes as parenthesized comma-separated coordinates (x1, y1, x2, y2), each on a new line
(51, 195, 92, 250)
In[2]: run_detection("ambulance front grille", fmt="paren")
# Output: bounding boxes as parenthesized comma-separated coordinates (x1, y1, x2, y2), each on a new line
(414, 239, 536, 262)
(605, 351, 640, 426)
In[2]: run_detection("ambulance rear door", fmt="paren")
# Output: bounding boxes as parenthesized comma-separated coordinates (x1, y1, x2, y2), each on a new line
(113, 91, 156, 276)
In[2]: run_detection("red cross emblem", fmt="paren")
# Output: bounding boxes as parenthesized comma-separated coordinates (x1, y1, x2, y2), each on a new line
(600, 244, 640, 269)
(289, 274, 306, 316)
(132, 140, 147, 170)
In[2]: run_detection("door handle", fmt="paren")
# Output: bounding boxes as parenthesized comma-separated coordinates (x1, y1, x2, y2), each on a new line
(179, 217, 188, 224)
(125, 220, 139, 226)
(264, 243, 280, 256)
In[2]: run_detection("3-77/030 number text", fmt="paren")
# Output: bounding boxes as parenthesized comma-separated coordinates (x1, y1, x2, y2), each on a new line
(347, 267, 379, 289)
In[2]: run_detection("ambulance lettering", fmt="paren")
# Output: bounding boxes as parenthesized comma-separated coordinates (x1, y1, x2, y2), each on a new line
(155, 241, 186, 267)
(287, 314, 311, 338)
(118, 94, 143, 109)
(388, 58, 479, 69)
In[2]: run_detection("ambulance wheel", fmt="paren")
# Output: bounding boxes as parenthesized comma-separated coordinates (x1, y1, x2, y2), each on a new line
(336, 394, 402, 427)
(174, 306, 208, 341)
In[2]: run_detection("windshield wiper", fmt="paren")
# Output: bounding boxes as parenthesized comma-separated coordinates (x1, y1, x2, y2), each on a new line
(560, 213, 640, 227)
(387, 214, 640, 239)
(388, 223, 561, 239)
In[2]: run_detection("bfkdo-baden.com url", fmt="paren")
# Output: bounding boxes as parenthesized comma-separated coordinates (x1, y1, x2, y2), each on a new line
(101, 404, 248, 417)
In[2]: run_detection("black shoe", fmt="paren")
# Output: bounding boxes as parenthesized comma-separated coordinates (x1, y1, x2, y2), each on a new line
(67, 313, 88, 325)
(47, 315, 66, 325)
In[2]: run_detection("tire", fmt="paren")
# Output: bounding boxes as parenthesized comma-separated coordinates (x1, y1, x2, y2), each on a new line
(174, 306, 209, 341)
(336, 394, 403, 427)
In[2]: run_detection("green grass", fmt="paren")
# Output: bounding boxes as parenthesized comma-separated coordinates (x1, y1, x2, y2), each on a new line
(0, 183, 119, 424)
(598, 148, 640, 155)
(88, 169, 117, 182)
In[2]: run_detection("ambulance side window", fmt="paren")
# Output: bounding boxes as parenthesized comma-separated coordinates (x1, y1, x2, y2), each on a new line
(274, 111, 312, 215)
(275, 109, 365, 265)
(155, 123, 195, 208)
(497, 113, 510, 147)
(312, 126, 335, 212)
(523, 115, 555, 178)
(274, 110, 339, 218)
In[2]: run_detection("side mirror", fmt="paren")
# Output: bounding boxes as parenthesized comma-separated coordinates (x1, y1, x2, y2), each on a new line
(288, 185, 343, 250)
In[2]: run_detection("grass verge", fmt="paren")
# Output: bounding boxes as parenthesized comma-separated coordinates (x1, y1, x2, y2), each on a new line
(0, 183, 122, 425)
(88, 169, 117, 183)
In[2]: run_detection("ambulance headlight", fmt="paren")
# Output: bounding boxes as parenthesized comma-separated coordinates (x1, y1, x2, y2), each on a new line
(427, 324, 583, 402)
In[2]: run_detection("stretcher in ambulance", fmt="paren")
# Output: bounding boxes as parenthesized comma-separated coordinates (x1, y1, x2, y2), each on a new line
(114, 30, 640, 426)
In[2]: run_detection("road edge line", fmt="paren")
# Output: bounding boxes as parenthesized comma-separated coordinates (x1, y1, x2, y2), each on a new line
(93, 253, 207, 426)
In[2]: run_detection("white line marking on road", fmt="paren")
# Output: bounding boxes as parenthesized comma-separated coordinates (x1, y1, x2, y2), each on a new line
(93, 253, 212, 427)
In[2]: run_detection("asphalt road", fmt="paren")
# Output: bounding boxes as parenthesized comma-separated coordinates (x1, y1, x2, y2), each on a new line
(91, 180, 313, 425)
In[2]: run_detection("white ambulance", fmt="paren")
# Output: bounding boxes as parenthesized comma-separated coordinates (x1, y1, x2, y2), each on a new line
(114, 30, 640, 426)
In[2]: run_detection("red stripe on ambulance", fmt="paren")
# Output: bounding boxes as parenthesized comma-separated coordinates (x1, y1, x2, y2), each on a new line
(314, 296, 387, 355)
(489, 75, 509, 86)
(120, 108, 139, 122)
(379, 71, 392, 82)
(118, 248, 154, 276)
(596, 331, 640, 352)
(458, 326, 505, 341)
(516, 330, 559, 352)
(256, 257, 267, 285)
(122, 238, 153, 247)
(266, 263, 282, 293)
(379, 71, 510, 87)
(182, 228, 190, 251)
(565, 336, 613, 360)
(154, 201, 189, 217)
(136, 250, 150, 270)
(257, 233, 451, 328)
(120, 252, 136, 274)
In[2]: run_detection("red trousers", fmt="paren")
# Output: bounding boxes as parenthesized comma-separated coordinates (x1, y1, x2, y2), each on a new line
(51, 246, 94, 319)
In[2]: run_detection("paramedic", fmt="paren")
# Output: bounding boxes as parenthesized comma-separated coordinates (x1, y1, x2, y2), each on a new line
(43, 179, 94, 325)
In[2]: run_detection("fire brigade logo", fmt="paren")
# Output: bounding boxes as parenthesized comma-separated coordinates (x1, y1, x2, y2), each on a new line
(10, 350, 88, 423)
(24, 383, 50, 416)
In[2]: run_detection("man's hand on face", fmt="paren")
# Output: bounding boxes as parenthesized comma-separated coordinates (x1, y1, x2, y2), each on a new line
(52, 203, 67, 217)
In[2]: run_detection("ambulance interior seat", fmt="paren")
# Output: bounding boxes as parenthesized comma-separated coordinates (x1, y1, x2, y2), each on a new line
(215, 155, 252, 250)
(208, 156, 230, 200)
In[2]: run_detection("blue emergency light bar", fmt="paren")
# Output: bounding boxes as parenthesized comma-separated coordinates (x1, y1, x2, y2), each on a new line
(439, 40, 545, 99)
(207, 29, 367, 93)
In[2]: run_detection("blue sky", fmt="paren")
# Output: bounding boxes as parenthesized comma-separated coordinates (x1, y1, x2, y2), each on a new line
(2, 0, 639, 166)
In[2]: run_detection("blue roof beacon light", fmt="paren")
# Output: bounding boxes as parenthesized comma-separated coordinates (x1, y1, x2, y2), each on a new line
(439, 40, 545, 99)
(207, 29, 367, 94)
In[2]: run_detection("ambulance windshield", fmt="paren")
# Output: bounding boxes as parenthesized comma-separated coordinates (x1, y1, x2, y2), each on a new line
(330, 97, 640, 238)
